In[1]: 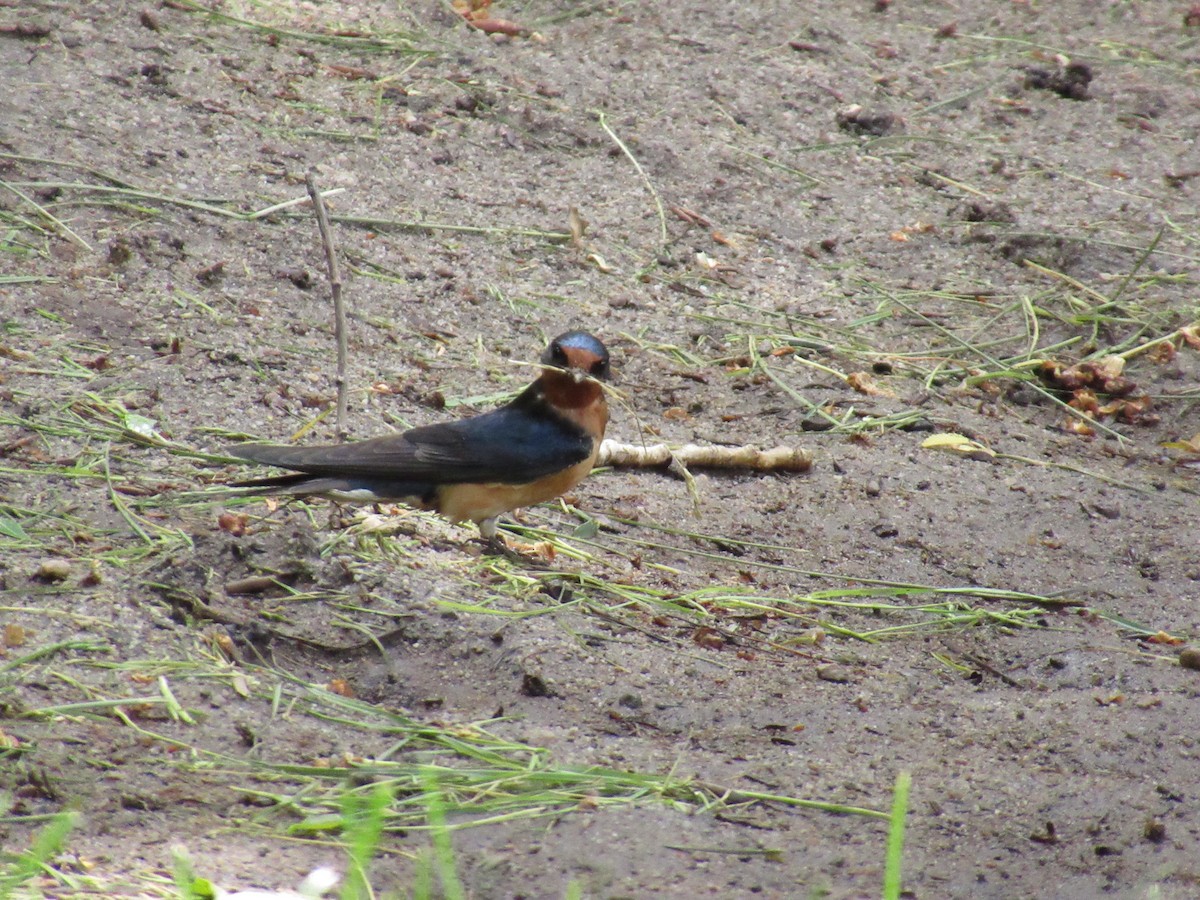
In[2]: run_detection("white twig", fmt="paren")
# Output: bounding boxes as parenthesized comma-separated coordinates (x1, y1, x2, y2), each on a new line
(598, 440, 813, 472)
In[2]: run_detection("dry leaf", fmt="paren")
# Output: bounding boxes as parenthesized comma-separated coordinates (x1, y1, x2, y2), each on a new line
(692, 626, 725, 650)
(1095, 355, 1124, 378)
(1144, 630, 1185, 646)
(1161, 434, 1200, 453)
(1147, 341, 1177, 364)
(1068, 388, 1100, 415)
(921, 433, 996, 460)
(586, 253, 616, 273)
(846, 371, 894, 396)
(218, 512, 249, 536)
(670, 205, 711, 227)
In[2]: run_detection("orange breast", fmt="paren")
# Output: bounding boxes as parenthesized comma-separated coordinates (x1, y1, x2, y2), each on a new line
(435, 450, 600, 525)
(435, 390, 608, 526)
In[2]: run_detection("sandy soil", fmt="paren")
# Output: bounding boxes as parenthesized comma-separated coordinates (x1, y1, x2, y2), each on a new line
(3, 1, 1200, 898)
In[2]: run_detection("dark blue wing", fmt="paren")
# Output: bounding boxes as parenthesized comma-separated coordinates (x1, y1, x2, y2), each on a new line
(230, 400, 591, 487)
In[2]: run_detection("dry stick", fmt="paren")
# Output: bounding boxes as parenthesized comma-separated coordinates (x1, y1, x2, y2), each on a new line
(305, 171, 349, 438)
(601, 440, 810, 509)
(597, 441, 812, 517)
(598, 440, 813, 473)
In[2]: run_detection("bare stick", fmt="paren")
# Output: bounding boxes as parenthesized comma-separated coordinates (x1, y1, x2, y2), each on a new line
(305, 171, 348, 438)
(598, 440, 813, 473)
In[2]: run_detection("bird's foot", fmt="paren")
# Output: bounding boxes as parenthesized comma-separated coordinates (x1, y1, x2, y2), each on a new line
(481, 533, 556, 567)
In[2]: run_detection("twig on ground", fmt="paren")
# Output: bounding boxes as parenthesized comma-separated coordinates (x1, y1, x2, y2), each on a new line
(597, 440, 813, 473)
(306, 170, 349, 437)
(596, 440, 811, 518)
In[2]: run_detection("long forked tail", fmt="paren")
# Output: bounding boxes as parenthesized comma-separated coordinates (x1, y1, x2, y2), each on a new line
(227, 444, 434, 505)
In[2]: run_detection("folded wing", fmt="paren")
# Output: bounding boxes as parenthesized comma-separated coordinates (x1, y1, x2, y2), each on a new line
(230, 404, 592, 487)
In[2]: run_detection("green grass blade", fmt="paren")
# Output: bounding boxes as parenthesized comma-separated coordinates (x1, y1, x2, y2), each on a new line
(882, 771, 912, 900)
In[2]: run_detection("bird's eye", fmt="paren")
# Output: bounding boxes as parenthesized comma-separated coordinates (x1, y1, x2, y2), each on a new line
(550, 343, 568, 365)
(590, 359, 609, 378)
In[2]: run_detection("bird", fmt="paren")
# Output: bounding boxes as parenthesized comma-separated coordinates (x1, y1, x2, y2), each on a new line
(227, 330, 611, 550)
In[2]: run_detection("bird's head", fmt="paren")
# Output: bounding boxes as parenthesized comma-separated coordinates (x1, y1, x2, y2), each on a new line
(534, 331, 611, 415)
(541, 331, 611, 384)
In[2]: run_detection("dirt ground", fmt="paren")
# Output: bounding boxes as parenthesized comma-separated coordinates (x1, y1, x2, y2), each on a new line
(3, 1, 1200, 898)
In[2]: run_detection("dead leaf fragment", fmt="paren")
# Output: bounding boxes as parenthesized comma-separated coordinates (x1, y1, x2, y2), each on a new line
(1040, 357, 1156, 429)
(452, 1, 529, 36)
(1162, 434, 1200, 453)
(326, 64, 378, 81)
(1144, 631, 1185, 646)
(586, 253, 616, 273)
(467, 17, 528, 36)
(921, 433, 996, 460)
(711, 231, 741, 252)
(1147, 341, 1177, 364)
(671, 205, 712, 228)
(1094, 355, 1124, 379)
(1068, 388, 1100, 415)
(208, 629, 237, 661)
(218, 512, 249, 536)
(692, 626, 725, 650)
(846, 371, 893, 396)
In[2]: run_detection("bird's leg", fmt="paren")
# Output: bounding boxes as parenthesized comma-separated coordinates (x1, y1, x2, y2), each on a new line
(476, 517, 549, 567)
(478, 516, 507, 554)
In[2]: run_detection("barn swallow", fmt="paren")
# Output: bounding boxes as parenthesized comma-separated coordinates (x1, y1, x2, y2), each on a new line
(228, 331, 610, 550)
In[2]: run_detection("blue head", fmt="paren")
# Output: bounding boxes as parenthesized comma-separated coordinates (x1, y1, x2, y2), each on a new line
(542, 331, 610, 382)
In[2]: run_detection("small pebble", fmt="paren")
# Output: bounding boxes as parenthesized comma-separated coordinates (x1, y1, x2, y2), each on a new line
(1178, 647, 1200, 671)
(817, 664, 852, 684)
(35, 559, 72, 582)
